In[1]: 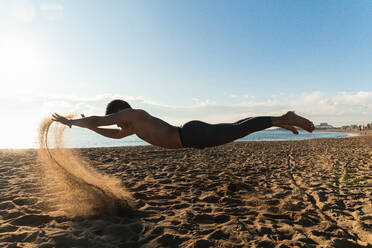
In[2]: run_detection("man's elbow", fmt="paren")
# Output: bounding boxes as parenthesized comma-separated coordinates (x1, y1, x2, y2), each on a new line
(86, 116, 100, 128)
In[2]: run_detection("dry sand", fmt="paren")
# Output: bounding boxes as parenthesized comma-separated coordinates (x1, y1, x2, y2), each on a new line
(0, 136, 371, 247)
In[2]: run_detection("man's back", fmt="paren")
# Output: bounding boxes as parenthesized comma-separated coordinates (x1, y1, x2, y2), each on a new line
(130, 110, 183, 149)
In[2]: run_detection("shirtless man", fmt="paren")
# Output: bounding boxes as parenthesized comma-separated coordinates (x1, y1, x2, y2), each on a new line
(52, 99, 315, 149)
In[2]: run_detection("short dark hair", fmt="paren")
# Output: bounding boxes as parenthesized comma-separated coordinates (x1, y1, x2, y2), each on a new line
(105, 99, 132, 115)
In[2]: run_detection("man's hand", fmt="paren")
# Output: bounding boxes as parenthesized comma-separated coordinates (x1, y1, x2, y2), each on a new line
(52, 113, 72, 128)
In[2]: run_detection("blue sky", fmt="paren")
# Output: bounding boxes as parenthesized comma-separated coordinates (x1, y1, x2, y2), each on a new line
(0, 0, 371, 147)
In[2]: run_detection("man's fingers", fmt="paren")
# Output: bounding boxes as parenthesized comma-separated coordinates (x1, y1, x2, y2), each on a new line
(52, 113, 65, 120)
(51, 113, 72, 128)
(52, 113, 61, 119)
(52, 116, 60, 121)
(51, 113, 67, 124)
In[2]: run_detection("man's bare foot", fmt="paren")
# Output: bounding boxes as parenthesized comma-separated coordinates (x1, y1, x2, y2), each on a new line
(282, 111, 315, 133)
(278, 124, 299, 134)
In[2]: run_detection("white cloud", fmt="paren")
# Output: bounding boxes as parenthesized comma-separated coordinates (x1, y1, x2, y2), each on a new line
(11, 0, 36, 23)
(332, 91, 372, 105)
(2, 91, 371, 131)
(40, 1, 64, 21)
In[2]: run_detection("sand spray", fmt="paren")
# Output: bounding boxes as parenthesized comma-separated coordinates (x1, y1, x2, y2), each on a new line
(37, 117, 135, 218)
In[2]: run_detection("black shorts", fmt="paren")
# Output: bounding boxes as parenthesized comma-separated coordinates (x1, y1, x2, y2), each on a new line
(178, 117, 272, 149)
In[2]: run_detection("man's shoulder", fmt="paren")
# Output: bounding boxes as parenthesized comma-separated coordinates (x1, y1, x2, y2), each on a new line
(117, 108, 149, 120)
(116, 108, 141, 115)
(133, 109, 151, 119)
(130, 108, 148, 116)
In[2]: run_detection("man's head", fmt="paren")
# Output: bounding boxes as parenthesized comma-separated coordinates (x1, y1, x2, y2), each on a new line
(105, 99, 132, 115)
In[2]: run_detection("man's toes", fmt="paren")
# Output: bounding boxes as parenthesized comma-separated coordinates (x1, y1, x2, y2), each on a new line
(281, 125, 299, 135)
(291, 127, 299, 135)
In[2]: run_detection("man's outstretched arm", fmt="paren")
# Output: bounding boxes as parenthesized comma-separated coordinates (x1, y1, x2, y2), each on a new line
(87, 126, 134, 139)
(52, 109, 138, 128)
(52, 113, 135, 139)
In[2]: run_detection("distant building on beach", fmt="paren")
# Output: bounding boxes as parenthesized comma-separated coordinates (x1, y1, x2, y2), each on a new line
(341, 123, 372, 131)
(358, 123, 372, 131)
(315, 122, 335, 130)
(314, 122, 372, 131)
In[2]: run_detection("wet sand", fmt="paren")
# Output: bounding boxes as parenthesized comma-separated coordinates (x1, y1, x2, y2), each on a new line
(0, 136, 371, 247)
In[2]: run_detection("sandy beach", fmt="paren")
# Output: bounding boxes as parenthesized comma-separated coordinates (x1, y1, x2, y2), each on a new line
(0, 136, 371, 247)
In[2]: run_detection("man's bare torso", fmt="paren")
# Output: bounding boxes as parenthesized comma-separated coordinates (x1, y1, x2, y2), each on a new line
(128, 110, 183, 149)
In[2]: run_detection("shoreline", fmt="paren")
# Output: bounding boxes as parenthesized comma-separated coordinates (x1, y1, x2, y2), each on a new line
(0, 136, 360, 151)
(315, 128, 372, 136)
(0, 130, 359, 150)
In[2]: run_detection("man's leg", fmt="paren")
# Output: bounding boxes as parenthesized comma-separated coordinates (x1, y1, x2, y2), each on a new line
(180, 111, 314, 149)
(235, 117, 253, 124)
(235, 112, 314, 134)
(234, 111, 314, 135)
(181, 117, 272, 149)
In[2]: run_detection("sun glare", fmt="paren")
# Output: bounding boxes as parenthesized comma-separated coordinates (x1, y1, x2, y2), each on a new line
(0, 124, 37, 149)
(0, 32, 47, 94)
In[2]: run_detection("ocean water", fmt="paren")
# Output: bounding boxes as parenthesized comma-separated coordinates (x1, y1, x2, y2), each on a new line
(55, 128, 357, 149)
